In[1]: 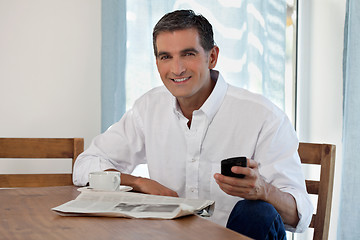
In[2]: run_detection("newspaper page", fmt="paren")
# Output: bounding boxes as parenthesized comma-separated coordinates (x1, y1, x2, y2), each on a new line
(52, 189, 215, 219)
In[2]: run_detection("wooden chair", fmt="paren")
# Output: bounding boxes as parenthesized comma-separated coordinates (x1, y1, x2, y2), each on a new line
(298, 142, 336, 240)
(0, 138, 84, 187)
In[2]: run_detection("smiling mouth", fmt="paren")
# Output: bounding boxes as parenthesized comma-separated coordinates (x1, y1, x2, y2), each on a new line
(171, 77, 191, 83)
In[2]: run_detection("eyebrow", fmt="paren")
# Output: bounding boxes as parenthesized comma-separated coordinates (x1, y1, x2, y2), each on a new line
(180, 48, 199, 54)
(157, 51, 170, 58)
(157, 48, 200, 57)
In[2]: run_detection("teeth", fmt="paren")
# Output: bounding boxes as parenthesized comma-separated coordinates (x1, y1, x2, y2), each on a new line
(172, 77, 189, 82)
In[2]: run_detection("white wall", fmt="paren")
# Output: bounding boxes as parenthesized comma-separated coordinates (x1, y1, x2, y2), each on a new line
(297, 0, 345, 239)
(0, 0, 101, 173)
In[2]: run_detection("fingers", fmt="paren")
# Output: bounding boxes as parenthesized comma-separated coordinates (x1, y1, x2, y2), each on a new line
(247, 158, 259, 168)
(229, 158, 258, 177)
(214, 174, 257, 199)
(214, 173, 255, 189)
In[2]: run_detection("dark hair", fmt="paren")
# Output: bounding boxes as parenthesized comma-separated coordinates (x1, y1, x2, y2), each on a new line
(152, 10, 215, 56)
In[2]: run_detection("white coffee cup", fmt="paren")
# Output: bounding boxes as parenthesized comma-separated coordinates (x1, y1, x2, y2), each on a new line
(89, 171, 121, 191)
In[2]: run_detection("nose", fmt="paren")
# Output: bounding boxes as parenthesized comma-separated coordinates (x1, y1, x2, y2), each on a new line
(171, 57, 186, 76)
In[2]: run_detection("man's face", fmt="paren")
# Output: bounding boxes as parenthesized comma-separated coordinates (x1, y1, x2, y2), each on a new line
(155, 28, 218, 105)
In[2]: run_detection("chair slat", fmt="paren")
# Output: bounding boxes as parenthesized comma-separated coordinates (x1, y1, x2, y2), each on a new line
(298, 143, 322, 164)
(0, 174, 73, 188)
(0, 138, 76, 158)
(306, 180, 319, 194)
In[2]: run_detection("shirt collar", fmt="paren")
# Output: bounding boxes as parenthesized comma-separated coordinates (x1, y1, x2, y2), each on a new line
(172, 70, 228, 122)
(199, 70, 228, 123)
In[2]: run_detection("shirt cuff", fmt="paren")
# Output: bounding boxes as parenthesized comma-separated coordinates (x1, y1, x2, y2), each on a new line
(282, 188, 314, 233)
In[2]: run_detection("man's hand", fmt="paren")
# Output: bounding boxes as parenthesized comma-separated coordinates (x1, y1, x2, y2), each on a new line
(213, 158, 300, 227)
(132, 177, 179, 197)
(214, 158, 269, 201)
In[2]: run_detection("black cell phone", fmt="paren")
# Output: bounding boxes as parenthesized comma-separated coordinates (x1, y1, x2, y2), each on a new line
(221, 157, 247, 178)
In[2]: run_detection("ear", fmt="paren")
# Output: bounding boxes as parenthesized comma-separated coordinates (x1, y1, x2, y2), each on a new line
(208, 46, 219, 69)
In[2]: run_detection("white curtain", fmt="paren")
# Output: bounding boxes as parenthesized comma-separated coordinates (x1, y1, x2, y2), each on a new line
(338, 0, 360, 238)
(101, 0, 287, 131)
(101, 0, 127, 132)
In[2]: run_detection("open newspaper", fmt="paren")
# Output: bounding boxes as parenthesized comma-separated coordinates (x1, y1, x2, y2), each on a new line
(52, 188, 215, 219)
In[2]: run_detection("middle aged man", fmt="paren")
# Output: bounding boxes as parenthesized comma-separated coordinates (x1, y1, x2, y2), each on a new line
(73, 10, 313, 239)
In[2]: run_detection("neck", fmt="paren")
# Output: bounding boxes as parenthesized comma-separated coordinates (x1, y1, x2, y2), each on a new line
(178, 100, 202, 127)
(177, 74, 216, 127)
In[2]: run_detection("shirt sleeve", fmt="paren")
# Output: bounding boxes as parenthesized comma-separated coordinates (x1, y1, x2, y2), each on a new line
(72, 107, 146, 186)
(254, 111, 313, 233)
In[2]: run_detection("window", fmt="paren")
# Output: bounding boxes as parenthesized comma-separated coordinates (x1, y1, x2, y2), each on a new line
(285, 0, 297, 125)
(125, 0, 294, 117)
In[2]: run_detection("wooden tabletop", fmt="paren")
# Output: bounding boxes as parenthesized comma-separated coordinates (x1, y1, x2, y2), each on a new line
(0, 186, 250, 240)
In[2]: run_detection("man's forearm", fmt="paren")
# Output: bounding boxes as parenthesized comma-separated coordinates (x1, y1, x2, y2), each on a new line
(105, 169, 178, 197)
(264, 182, 299, 228)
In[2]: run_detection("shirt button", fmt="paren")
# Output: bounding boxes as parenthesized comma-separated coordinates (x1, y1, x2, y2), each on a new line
(191, 158, 197, 162)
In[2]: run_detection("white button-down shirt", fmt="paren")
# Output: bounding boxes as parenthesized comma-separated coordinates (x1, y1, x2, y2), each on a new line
(73, 71, 313, 232)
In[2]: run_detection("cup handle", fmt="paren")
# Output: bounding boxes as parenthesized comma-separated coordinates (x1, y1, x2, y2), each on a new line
(113, 176, 120, 190)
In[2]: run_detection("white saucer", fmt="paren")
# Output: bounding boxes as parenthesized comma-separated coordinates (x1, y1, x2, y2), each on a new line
(77, 185, 133, 192)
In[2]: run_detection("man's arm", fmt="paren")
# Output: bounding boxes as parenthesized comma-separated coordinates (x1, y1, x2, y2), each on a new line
(105, 169, 178, 197)
(214, 159, 299, 227)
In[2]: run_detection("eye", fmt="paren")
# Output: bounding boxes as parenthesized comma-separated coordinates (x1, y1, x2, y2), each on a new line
(184, 52, 195, 57)
(159, 55, 169, 60)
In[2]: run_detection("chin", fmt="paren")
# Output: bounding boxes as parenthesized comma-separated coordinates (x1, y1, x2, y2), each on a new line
(164, 86, 188, 97)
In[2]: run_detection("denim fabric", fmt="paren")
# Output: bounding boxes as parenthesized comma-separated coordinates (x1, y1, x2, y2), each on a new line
(226, 200, 286, 240)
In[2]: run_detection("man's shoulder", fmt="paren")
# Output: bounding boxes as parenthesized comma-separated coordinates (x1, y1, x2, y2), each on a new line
(226, 85, 281, 113)
(132, 86, 173, 112)
(135, 86, 172, 102)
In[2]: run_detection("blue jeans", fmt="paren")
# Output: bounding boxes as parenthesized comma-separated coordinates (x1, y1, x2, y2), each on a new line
(226, 200, 286, 240)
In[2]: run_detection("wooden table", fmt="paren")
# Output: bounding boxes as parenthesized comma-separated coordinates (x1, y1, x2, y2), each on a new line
(0, 186, 250, 240)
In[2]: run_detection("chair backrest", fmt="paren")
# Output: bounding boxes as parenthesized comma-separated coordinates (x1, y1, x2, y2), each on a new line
(298, 142, 336, 240)
(0, 138, 84, 187)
